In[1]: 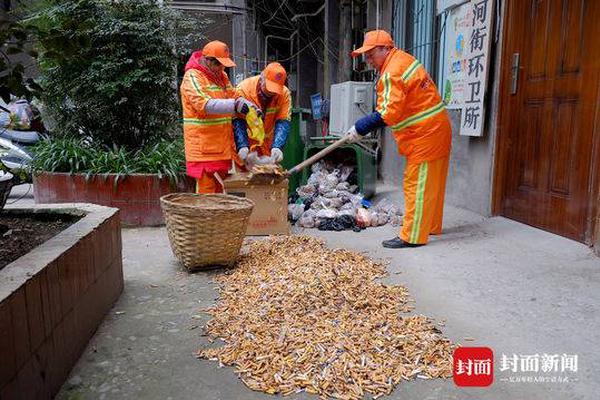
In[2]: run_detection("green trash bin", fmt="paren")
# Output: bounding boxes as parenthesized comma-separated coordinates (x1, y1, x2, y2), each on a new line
(300, 136, 377, 199)
(282, 108, 311, 196)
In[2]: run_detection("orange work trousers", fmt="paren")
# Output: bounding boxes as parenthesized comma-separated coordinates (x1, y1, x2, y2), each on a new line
(195, 172, 225, 194)
(400, 156, 449, 244)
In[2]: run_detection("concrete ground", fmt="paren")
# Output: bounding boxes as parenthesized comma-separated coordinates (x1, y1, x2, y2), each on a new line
(8, 184, 600, 399)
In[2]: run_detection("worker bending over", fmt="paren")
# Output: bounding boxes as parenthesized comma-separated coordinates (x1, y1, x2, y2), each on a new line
(347, 30, 451, 249)
(233, 62, 292, 167)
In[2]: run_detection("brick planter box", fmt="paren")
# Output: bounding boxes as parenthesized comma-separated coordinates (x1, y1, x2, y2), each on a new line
(0, 204, 122, 399)
(33, 172, 194, 226)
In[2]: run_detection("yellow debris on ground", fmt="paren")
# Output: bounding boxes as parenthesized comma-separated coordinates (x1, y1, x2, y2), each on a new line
(198, 236, 454, 400)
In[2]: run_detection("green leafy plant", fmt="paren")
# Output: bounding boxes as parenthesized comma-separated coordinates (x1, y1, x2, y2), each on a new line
(0, 3, 43, 102)
(30, 136, 95, 173)
(26, 0, 204, 150)
(31, 136, 186, 182)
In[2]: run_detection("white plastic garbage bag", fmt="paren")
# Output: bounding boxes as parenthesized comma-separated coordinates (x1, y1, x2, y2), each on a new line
(288, 203, 305, 221)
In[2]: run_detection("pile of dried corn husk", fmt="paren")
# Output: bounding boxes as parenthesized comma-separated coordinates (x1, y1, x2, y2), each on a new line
(198, 236, 454, 399)
(248, 163, 287, 184)
(250, 163, 286, 176)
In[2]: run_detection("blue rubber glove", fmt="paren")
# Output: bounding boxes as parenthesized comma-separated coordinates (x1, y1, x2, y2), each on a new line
(233, 118, 249, 150)
(272, 120, 290, 150)
(355, 112, 386, 135)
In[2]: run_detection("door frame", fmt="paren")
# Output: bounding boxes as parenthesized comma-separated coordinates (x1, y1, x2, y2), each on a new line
(491, 0, 600, 246)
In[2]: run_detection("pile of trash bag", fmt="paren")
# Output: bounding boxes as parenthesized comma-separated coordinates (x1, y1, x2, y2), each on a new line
(288, 161, 403, 231)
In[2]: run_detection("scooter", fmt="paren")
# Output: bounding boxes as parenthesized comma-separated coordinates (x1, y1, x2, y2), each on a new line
(0, 132, 35, 174)
(0, 137, 33, 183)
(0, 137, 32, 211)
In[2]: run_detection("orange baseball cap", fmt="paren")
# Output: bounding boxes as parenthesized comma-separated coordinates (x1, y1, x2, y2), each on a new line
(351, 30, 395, 57)
(202, 40, 236, 67)
(262, 62, 287, 95)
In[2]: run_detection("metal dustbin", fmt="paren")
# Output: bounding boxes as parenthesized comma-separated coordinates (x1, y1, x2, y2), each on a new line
(282, 108, 311, 196)
(299, 136, 377, 199)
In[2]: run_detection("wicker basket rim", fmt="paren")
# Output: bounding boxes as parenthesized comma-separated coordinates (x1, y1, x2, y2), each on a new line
(160, 193, 254, 211)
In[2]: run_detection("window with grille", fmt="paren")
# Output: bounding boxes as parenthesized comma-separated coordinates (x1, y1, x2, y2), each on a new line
(392, 0, 437, 77)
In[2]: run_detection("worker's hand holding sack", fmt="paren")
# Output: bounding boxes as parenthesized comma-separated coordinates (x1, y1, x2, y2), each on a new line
(238, 146, 249, 161)
(245, 151, 275, 169)
(270, 148, 284, 163)
(235, 97, 262, 116)
(245, 151, 259, 169)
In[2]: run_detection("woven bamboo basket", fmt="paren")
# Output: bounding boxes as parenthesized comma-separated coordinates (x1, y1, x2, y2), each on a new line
(160, 193, 254, 271)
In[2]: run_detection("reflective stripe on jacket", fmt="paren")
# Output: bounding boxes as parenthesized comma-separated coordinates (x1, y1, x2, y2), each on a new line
(376, 48, 451, 163)
(180, 69, 236, 162)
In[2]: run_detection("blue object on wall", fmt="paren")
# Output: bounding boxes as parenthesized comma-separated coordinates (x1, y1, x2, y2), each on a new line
(310, 93, 323, 120)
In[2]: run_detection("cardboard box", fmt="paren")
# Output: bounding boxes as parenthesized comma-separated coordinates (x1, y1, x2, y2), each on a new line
(224, 172, 290, 236)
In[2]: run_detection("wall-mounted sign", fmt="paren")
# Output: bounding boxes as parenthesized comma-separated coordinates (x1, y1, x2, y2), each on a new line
(442, 2, 471, 109)
(310, 93, 323, 120)
(460, 0, 494, 137)
(436, 0, 470, 14)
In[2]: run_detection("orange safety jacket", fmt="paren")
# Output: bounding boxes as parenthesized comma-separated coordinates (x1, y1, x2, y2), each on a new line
(180, 69, 236, 162)
(235, 76, 291, 156)
(376, 48, 451, 163)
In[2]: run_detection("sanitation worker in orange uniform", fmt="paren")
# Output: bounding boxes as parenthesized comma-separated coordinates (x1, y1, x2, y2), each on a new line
(180, 40, 261, 194)
(233, 62, 292, 166)
(347, 30, 451, 249)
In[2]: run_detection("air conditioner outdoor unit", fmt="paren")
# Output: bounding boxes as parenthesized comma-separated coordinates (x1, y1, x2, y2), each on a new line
(328, 81, 374, 137)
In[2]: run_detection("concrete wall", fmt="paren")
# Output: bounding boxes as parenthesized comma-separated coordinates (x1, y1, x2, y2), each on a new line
(379, 128, 404, 186)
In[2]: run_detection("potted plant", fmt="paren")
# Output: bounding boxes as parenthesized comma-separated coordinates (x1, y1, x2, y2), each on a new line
(26, 0, 207, 226)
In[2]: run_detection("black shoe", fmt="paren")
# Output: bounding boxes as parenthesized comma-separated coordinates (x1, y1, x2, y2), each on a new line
(381, 237, 424, 249)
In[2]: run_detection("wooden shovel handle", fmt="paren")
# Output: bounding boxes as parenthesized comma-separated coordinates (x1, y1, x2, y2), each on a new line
(287, 135, 352, 176)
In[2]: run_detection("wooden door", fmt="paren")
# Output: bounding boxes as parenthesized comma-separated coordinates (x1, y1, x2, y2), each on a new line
(495, 0, 600, 243)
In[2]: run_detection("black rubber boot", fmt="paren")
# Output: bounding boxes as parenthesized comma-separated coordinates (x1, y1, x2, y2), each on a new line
(381, 237, 425, 249)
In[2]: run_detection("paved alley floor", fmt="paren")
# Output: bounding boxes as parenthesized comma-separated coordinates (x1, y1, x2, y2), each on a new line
(28, 186, 598, 400)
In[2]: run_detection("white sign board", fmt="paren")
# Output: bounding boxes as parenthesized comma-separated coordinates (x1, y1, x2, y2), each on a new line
(460, 0, 494, 136)
(442, 2, 471, 109)
(436, 0, 470, 14)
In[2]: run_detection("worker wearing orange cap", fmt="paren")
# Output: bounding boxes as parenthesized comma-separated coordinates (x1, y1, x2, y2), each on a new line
(180, 40, 261, 193)
(347, 30, 451, 249)
(233, 62, 292, 167)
